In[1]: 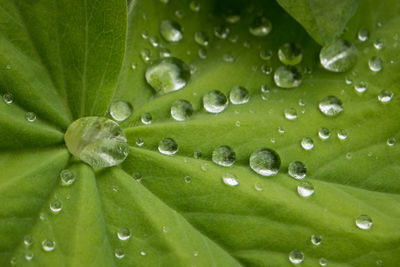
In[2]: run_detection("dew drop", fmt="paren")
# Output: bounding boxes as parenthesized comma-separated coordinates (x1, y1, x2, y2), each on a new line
(64, 117, 129, 168)
(145, 57, 191, 94)
(229, 86, 249, 105)
(221, 173, 239, 187)
(136, 137, 144, 147)
(50, 199, 62, 214)
(301, 137, 314, 150)
(117, 228, 131, 241)
(109, 101, 133, 122)
(278, 42, 302, 65)
(249, 148, 281, 176)
(356, 215, 373, 230)
(260, 49, 272, 60)
(354, 81, 368, 93)
(288, 161, 307, 179)
(198, 48, 207, 59)
(140, 49, 151, 62)
(141, 113, 152, 124)
(184, 176, 192, 183)
(337, 129, 348, 140)
(249, 16, 272, 37)
(214, 25, 230, 39)
(261, 64, 272, 75)
(158, 138, 178, 155)
(369, 56, 383, 72)
(171, 99, 194, 121)
(289, 250, 304, 264)
(115, 248, 125, 259)
(42, 239, 56, 252)
(2, 92, 13, 104)
(59, 169, 75, 186)
(194, 31, 209, 46)
(311, 234, 322, 246)
(274, 65, 302, 88)
(203, 90, 228, 113)
(318, 96, 343, 116)
(25, 251, 34, 261)
(212, 145, 236, 167)
(319, 258, 328, 266)
(387, 137, 396, 147)
(357, 28, 369, 42)
(284, 108, 297, 120)
(25, 112, 36, 122)
(373, 39, 385, 50)
(378, 89, 393, 103)
(297, 181, 314, 197)
(320, 39, 358, 72)
(189, 1, 200, 12)
(24, 235, 33, 247)
(318, 127, 331, 140)
(194, 151, 202, 159)
(160, 20, 183, 42)
(140, 251, 147, 256)
(254, 182, 263, 191)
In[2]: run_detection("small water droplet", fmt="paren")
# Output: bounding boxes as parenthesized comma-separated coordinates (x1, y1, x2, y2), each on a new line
(301, 137, 314, 150)
(223, 10, 240, 24)
(222, 53, 234, 63)
(24, 235, 33, 247)
(337, 129, 348, 140)
(193, 250, 199, 257)
(373, 39, 385, 50)
(357, 28, 369, 42)
(249, 148, 281, 176)
(131, 63, 137, 70)
(50, 199, 62, 214)
(284, 108, 297, 120)
(320, 40, 358, 72)
(259, 49, 272, 60)
(319, 257, 328, 266)
(274, 66, 302, 88)
(10, 257, 16, 265)
(189, 1, 200, 12)
(345, 75, 353, 85)
(354, 81, 368, 93)
(249, 16, 272, 37)
(319, 96, 343, 116)
(184, 176, 192, 183)
(194, 31, 209, 46)
(160, 20, 183, 42)
(140, 251, 147, 256)
(25, 251, 34, 261)
(387, 137, 396, 147)
(261, 64, 272, 75)
(60, 169, 75, 186)
(278, 42, 302, 65)
(229, 86, 249, 105)
(198, 48, 207, 59)
(378, 89, 393, 103)
(117, 228, 131, 241)
(289, 249, 304, 264)
(221, 173, 239, 186)
(297, 181, 314, 197)
(145, 57, 191, 94)
(369, 56, 383, 72)
(203, 90, 228, 113)
(212, 145, 236, 167)
(311, 234, 322, 246)
(355, 215, 373, 230)
(115, 248, 125, 259)
(109, 101, 133, 122)
(254, 182, 263, 191)
(140, 49, 151, 62)
(42, 239, 56, 252)
(214, 25, 230, 39)
(288, 161, 307, 179)
(171, 99, 194, 121)
(25, 112, 36, 122)
(141, 113, 152, 124)
(194, 151, 202, 159)
(2, 92, 13, 104)
(158, 138, 178, 155)
(136, 137, 144, 147)
(318, 128, 331, 140)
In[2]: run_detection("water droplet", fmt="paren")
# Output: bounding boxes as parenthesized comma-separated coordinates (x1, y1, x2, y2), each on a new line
(194, 31, 209, 46)
(387, 137, 396, 147)
(203, 90, 228, 113)
(109, 101, 133, 122)
(374, 38, 385, 50)
(318, 128, 331, 140)
(369, 56, 383, 72)
(378, 89, 394, 103)
(131, 63, 137, 70)
(42, 240, 56, 252)
(318, 96, 343, 116)
(337, 129, 348, 140)
(24, 235, 33, 247)
(189, 1, 200, 12)
(311, 234, 322, 246)
(235, 120, 241, 127)
(115, 248, 125, 259)
(25, 251, 34, 261)
(59, 169, 75, 186)
(194, 151, 202, 159)
(136, 137, 144, 147)
(249, 16, 272, 37)
(145, 57, 191, 94)
(320, 39, 358, 72)
(50, 199, 62, 214)
(354, 81, 368, 93)
(148, 36, 159, 47)
(160, 20, 183, 42)
(214, 25, 230, 39)
(288, 161, 307, 179)
(357, 28, 369, 42)
(170, 99, 194, 121)
(64, 117, 129, 168)
(221, 173, 239, 186)
(184, 176, 191, 183)
(223, 9, 240, 24)
(274, 66, 302, 88)
(297, 181, 314, 197)
(140, 49, 151, 62)
(345, 75, 353, 85)
(10, 257, 16, 265)
(278, 43, 302, 65)
(25, 112, 36, 122)
(289, 250, 304, 264)
(356, 215, 373, 230)
(140, 251, 147, 256)
(2, 92, 13, 104)
(319, 257, 328, 266)
(284, 108, 298, 120)
(158, 138, 178, 155)
(117, 228, 131, 241)
(141, 113, 153, 125)
(229, 86, 249, 105)
(301, 137, 314, 150)
(261, 64, 272, 75)
(175, 9, 184, 19)
(198, 48, 207, 59)
(260, 49, 272, 60)
(223, 53, 234, 63)
(249, 148, 281, 176)
(254, 182, 263, 191)
(212, 145, 236, 167)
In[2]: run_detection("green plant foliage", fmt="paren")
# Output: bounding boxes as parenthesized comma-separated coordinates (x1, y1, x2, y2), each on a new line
(0, 0, 399, 266)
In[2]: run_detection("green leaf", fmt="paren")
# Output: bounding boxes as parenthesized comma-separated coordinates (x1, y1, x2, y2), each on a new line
(1, 0, 400, 266)
(276, 0, 359, 45)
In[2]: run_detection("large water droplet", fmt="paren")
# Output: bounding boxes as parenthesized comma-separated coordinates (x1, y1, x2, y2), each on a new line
(158, 138, 178, 155)
(203, 90, 228, 113)
(278, 42, 302, 65)
(160, 20, 183, 42)
(212, 145, 236, 167)
(274, 66, 302, 88)
(229, 86, 249, 105)
(301, 137, 314, 150)
(42, 240, 56, 252)
(289, 250, 304, 264)
(171, 99, 194, 121)
(288, 161, 307, 179)
(109, 101, 133, 122)
(378, 89, 394, 103)
(320, 40, 358, 72)
(141, 112, 153, 124)
(64, 117, 129, 168)
(249, 148, 281, 176)
(117, 228, 131, 241)
(221, 173, 239, 187)
(319, 96, 343, 116)
(355, 215, 373, 230)
(249, 16, 272, 37)
(297, 181, 314, 197)
(145, 57, 191, 93)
